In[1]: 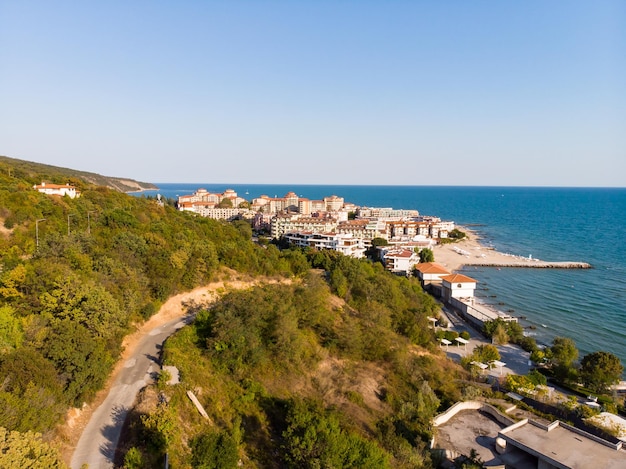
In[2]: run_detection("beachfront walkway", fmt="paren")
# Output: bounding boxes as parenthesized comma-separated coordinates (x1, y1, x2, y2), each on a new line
(439, 308, 531, 378)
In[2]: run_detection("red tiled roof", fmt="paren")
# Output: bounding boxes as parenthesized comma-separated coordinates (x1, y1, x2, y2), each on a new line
(34, 183, 75, 190)
(385, 249, 415, 258)
(414, 262, 450, 274)
(441, 273, 477, 284)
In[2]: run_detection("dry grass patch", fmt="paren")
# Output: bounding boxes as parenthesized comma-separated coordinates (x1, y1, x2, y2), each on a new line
(311, 357, 391, 432)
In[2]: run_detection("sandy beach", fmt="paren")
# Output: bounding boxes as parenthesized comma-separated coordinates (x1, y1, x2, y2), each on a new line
(432, 227, 590, 273)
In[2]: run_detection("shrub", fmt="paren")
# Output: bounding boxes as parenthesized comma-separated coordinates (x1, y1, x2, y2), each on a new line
(528, 370, 547, 386)
(191, 430, 239, 469)
(474, 344, 500, 363)
(123, 447, 143, 469)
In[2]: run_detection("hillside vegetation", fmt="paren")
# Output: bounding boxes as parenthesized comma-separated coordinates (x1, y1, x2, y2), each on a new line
(123, 251, 472, 468)
(0, 157, 470, 468)
(0, 155, 157, 193)
(0, 158, 308, 465)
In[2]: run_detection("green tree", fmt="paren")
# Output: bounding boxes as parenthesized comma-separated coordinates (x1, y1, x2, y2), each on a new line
(191, 431, 239, 469)
(550, 337, 578, 382)
(0, 305, 24, 354)
(44, 320, 113, 405)
(282, 398, 390, 469)
(579, 351, 624, 394)
(448, 229, 466, 240)
(418, 248, 434, 263)
(366, 237, 388, 261)
(483, 319, 523, 344)
(141, 403, 177, 452)
(0, 264, 27, 300)
(123, 446, 143, 469)
(0, 348, 66, 432)
(218, 197, 233, 208)
(491, 322, 509, 345)
(0, 427, 67, 468)
(473, 344, 500, 363)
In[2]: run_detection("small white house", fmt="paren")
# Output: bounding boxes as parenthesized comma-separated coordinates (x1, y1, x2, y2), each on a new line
(34, 182, 80, 199)
(441, 273, 477, 302)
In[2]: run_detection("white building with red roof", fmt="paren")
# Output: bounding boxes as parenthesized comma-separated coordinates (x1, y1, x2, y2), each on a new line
(33, 182, 80, 198)
(414, 262, 451, 284)
(441, 273, 477, 302)
(381, 248, 420, 275)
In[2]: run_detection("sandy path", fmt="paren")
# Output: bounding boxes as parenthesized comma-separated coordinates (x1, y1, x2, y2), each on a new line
(59, 272, 288, 465)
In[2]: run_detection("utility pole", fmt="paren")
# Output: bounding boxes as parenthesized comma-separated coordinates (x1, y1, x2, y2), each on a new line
(36, 218, 46, 248)
(87, 211, 96, 234)
(67, 214, 74, 236)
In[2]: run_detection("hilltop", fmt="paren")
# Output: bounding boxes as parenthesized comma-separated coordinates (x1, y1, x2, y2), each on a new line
(0, 155, 157, 193)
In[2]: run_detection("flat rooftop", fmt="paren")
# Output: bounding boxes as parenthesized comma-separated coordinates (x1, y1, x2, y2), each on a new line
(500, 420, 626, 469)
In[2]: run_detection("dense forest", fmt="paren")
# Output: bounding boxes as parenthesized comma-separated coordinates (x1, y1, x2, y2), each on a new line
(0, 157, 473, 468)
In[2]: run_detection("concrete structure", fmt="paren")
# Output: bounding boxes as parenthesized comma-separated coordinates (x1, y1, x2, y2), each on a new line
(34, 182, 80, 198)
(450, 296, 518, 328)
(252, 192, 347, 216)
(433, 402, 626, 469)
(441, 273, 477, 302)
(282, 232, 366, 258)
(432, 401, 516, 467)
(336, 219, 387, 241)
(433, 400, 516, 428)
(271, 214, 338, 239)
(177, 188, 246, 215)
(429, 220, 453, 238)
(498, 419, 626, 468)
(386, 220, 420, 239)
(381, 248, 419, 274)
(195, 207, 255, 221)
(324, 195, 344, 211)
(414, 262, 451, 285)
(356, 207, 420, 218)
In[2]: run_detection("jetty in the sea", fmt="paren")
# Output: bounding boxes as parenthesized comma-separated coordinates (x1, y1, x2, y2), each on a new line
(464, 260, 592, 269)
(433, 241, 592, 272)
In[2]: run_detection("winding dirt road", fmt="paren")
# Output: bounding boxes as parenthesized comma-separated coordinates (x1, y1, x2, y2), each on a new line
(67, 276, 283, 468)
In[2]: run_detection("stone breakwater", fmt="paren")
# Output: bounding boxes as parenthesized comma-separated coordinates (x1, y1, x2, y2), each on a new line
(465, 260, 592, 269)
(432, 231, 592, 273)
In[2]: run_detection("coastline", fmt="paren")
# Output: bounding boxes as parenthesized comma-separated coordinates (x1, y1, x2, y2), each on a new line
(432, 226, 591, 273)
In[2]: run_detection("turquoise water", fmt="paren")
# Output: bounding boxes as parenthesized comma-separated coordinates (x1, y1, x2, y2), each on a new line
(136, 184, 626, 367)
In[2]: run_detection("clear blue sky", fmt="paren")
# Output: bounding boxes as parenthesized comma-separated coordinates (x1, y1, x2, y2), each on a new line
(1, 1, 624, 186)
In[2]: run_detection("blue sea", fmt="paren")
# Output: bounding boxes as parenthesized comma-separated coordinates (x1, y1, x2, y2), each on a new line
(135, 184, 626, 371)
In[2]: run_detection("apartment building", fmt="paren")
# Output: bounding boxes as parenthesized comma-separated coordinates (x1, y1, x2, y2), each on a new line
(356, 207, 419, 218)
(336, 219, 387, 241)
(381, 248, 420, 274)
(270, 214, 338, 239)
(177, 188, 246, 212)
(282, 232, 366, 258)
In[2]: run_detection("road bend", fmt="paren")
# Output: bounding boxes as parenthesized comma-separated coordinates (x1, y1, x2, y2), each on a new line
(70, 314, 194, 469)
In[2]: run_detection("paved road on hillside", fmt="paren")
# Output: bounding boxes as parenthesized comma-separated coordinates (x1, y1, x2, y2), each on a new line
(70, 314, 195, 469)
